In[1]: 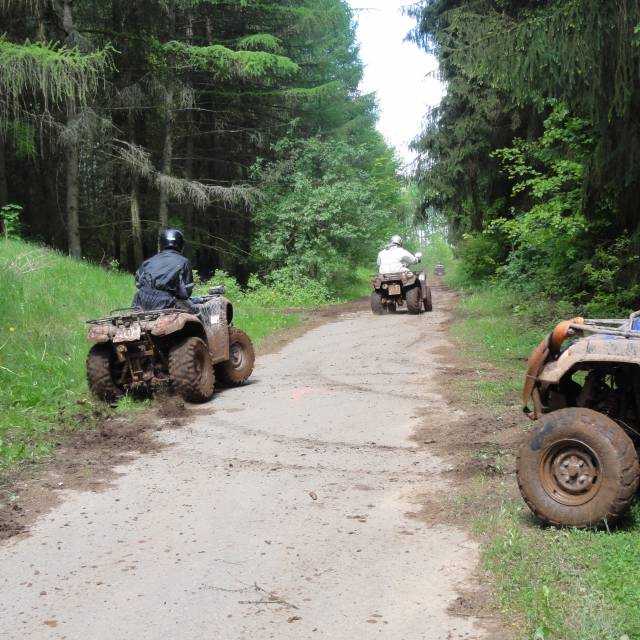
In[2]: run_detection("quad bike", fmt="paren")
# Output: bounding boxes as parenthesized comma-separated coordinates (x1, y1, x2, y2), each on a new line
(370, 269, 433, 315)
(86, 287, 254, 403)
(434, 263, 446, 277)
(518, 312, 640, 527)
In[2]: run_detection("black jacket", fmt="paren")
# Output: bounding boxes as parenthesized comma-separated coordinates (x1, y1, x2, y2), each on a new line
(132, 249, 194, 310)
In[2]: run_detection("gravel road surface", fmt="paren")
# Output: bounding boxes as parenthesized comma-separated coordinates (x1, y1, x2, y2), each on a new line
(0, 292, 486, 639)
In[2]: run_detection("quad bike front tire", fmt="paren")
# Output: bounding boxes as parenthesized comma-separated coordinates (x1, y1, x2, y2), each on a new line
(169, 336, 215, 403)
(424, 286, 433, 312)
(215, 328, 255, 386)
(371, 291, 385, 315)
(87, 344, 123, 403)
(406, 286, 422, 314)
(516, 407, 640, 528)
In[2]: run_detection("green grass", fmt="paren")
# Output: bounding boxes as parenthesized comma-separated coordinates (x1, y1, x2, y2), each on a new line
(333, 265, 372, 302)
(449, 285, 548, 407)
(450, 276, 640, 639)
(0, 239, 301, 468)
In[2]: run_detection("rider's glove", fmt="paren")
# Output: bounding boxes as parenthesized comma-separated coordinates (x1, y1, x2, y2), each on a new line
(190, 296, 204, 304)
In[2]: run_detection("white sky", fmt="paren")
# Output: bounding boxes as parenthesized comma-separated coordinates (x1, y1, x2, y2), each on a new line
(348, 0, 445, 169)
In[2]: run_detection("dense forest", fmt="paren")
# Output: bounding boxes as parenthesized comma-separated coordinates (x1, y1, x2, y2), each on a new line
(0, 0, 407, 290)
(409, 0, 640, 314)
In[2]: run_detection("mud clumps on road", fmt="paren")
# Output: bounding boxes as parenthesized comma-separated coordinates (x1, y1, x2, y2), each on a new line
(409, 284, 523, 639)
(410, 289, 525, 526)
(0, 396, 188, 543)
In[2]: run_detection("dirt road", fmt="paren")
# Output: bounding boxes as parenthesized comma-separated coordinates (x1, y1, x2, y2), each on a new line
(0, 287, 487, 639)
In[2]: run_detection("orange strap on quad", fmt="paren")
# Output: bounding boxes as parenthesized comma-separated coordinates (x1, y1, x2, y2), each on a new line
(549, 317, 584, 353)
(523, 335, 550, 419)
(523, 317, 585, 419)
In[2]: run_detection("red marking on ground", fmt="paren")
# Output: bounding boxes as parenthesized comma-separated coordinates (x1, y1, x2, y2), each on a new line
(289, 387, 326, 401)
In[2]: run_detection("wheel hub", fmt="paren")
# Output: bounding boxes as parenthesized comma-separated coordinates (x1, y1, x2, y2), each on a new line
(552, 450, 597, 493)
(230, 344, 244, 369)
(541, 439, 602, 506)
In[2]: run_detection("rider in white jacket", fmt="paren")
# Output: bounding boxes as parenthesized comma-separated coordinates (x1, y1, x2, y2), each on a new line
(377, 235, 421, 274)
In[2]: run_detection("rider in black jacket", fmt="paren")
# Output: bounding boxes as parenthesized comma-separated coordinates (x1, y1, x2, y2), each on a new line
(132, 229, 197, 312)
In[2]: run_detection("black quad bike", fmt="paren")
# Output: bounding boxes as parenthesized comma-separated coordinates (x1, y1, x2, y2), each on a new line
(86, 287, 254, 403)
(370, 270, 433, 315)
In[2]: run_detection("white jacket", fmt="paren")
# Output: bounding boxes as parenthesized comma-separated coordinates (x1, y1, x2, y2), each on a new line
(377, 245, 419, 274)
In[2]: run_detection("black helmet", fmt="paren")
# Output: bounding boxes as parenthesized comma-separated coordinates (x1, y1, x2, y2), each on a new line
(159, 228, 184, 252)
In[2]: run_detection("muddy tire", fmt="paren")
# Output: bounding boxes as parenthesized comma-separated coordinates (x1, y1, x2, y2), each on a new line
(371, 291, 384, 315)
(215, 328, 255, 386)
(406, 286, 422, 314)
(424, 286, 433, 312)
(169, 336, 215, 403)
(516, 407, 640, 528)
(87, 344, 123, 403)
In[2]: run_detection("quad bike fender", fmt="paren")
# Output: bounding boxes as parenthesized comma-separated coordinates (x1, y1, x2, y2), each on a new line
(151, 313, 202, 338)
(523, 334, 551, 420)
(207, 323, 230, 365)
(402, 273, 417, 287)
(523, 317, 586, 418)
(87, 323, 112, 344)
(199, 298, 232, 364)
(538, 341, 640, 385)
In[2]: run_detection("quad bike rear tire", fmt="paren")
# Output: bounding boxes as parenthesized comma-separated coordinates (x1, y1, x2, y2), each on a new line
(169, 336, 215, 403)
(87, 344, 123, 403)
(215, 328, 255, 386)
(516, 407, 639, 528)
(406, 286, 422, 314)
(371, 291, 384, 315)
(424, 286, 433, 312)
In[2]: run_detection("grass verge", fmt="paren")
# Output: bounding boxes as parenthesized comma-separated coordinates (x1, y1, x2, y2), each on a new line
(450, 280, 640, 640)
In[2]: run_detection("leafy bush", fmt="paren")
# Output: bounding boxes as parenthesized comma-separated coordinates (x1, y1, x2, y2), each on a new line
(251, 135, 403, 288)
(198, 266, 332, 308)
(456, 231, 503, 283)
(0, 203, 22, 239)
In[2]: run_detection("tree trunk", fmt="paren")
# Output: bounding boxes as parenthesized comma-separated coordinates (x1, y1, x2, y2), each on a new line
(0, 137, 8, 207)
(128, 110, 144, 267)
(158, 0, 176, 231)
(130, 177, 144, 267)
(60, 0, 82, 257)
(158, 83, 174, 229)
(66, 133, 82, 257)
(184, 129, 195, 239)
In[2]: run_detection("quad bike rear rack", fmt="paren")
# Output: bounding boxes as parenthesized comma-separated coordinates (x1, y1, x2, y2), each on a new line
(87, 309, 176, 326)
(568, 313, 640, 339)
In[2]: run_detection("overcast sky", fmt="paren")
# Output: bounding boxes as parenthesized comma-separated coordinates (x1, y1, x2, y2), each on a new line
(348, 0, 444, 168)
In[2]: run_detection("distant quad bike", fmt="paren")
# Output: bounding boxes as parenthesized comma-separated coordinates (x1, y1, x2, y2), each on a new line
(434, 263, 446, 277)
(86, 287, 254, 403)
(518, 312, 640, 527)
(370, 270, 433, 315)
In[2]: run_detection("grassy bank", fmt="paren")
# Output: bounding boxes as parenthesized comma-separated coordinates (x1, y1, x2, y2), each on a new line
(0, 239, 305, 468)
(449, 279, 640, 639)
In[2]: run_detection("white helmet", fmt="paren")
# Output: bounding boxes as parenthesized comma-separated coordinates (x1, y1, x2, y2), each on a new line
(390, 234, 403, 246)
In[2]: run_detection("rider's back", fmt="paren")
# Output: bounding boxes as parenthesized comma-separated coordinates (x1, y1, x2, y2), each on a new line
(377, 245, 415, 274)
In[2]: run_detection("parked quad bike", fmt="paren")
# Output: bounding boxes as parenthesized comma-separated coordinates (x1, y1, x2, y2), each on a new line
(518, 312, 640, 527)
(370, 270, 433, 315)
(86, 287, 254, 403)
